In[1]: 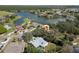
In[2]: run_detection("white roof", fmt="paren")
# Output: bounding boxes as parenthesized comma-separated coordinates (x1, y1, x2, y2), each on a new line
(4, 25, 11, 30)
(73, 42, 78, 45)
(24, 29, 29, 33)
(29, 37, 48, 48)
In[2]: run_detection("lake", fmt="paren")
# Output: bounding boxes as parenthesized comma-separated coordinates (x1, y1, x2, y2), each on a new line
(15, 12, 66, 25)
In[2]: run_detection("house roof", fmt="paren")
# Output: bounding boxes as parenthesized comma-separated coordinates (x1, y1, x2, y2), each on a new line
(16, 25, 24, 30)
(29, 37, 48, 48)
(4, 25, 12, 30)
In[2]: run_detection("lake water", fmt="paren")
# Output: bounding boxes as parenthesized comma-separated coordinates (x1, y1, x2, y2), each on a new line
(15, 12, 66, 25)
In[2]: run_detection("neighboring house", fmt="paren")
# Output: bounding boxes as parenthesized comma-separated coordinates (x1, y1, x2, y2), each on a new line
(16, 25, 24, 30)
(4, 24, 12, 30)
(17, 31, 24, 40)
(29, 37, 48, 48)
(0, 16, 6, 23)
(24, 29, 29, 33)
(17, 30, 28, 40)
(56, 11, 62, 15)
(42, 25, 50, 31)
(67, 8, 79, 12)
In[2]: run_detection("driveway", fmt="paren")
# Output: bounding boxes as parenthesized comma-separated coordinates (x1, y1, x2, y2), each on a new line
(3, 41, 25, 53)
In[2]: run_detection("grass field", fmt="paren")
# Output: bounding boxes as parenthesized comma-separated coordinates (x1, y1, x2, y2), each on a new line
(0, 11, 13, 16)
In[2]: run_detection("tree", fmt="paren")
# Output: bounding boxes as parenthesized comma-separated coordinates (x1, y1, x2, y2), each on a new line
(44, 43, 57, 53)
(23, 44, 44, 53)
(32, 28, 44, 37)
(22, 32, 33, 42)
(32, 27, 65, 46)
(56, 46, 62, 53)
(53, 39, 64, 46)
(75, 14, 79, 20)
(9, 15, 16, 19)
(56, 21, 79, 34)
(32, 27, 55, 42)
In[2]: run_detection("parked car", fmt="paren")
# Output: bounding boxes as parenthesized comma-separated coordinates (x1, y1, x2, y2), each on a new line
(0, 43, 3, 49)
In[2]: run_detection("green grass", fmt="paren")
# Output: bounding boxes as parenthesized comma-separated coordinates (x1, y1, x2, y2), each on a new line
(21, 18, 30, 26)
(0, 11, 13, 16)
(0, 24, 7, 34)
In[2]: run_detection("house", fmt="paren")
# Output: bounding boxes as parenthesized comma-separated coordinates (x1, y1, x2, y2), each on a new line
(29, 37, 48, 48)
(4, 24, 12, 30)
(67, 8, 79, 12)
(0, 16, 6, 23)
(16, 25, 24, 30)
(42, 25, 50, 31)
(17, 31, 24, 41)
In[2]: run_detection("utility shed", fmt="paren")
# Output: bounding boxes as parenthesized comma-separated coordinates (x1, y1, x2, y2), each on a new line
(29, 37, 48, 48)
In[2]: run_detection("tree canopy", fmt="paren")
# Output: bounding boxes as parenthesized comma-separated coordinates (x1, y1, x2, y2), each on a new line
(22, 32, 33, 42)
(23, 44, 44, 53)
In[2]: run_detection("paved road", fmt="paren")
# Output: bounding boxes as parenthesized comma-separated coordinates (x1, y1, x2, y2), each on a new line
(0, 31, 15, 52)
(0, 26, 36, 53)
